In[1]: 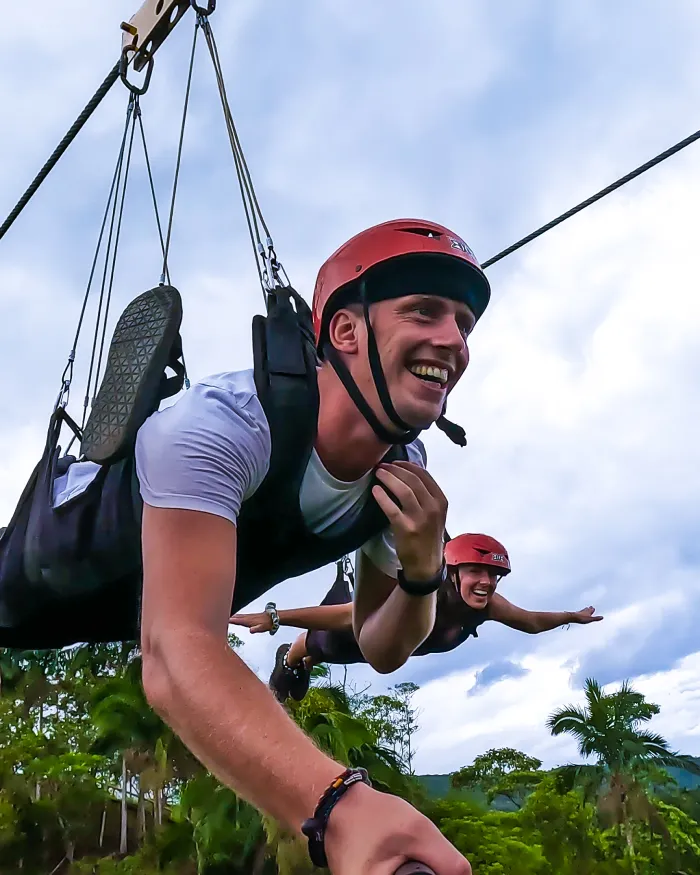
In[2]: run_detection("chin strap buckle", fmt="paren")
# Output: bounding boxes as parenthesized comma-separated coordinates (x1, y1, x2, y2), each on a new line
(435, 414, 467, 446)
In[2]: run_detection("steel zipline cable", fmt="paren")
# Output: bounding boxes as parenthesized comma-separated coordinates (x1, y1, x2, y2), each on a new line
(482, 126, 700, 268)
(0, 62, 121, 243)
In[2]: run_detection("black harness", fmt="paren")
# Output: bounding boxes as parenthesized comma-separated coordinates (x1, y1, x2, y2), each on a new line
(0, 286, 403, 650)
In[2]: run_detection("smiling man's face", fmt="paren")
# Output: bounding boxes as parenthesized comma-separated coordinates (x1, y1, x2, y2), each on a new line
(355, 293, 474, 430)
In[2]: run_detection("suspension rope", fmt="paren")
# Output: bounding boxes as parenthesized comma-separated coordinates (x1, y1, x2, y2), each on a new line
(136, 105, 170, 286)
(160, 18, 201, 285)
(200, 15, 265, 291)
(80, 97, 139, 428)
(90, 101, 140, 413)
(0, 63, 121, 243)
(57, 98, 137, 412)
(483, 126, 700, 269)
(136, 99, 192, 390)
(205, 19, 271, 239)
(199, 12, 289, 294)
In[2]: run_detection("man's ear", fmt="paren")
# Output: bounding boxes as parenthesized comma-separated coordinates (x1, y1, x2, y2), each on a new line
(327, 307, 361, 354)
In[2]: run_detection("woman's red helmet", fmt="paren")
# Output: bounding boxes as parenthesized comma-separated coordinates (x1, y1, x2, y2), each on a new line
(312, 218, 491, 350)
(444, 533, 511, 575)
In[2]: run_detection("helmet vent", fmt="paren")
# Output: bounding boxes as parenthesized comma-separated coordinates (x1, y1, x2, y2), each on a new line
(401, 227, 443, 239)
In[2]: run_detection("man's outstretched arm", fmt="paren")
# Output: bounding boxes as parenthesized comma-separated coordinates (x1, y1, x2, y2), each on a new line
(139, 505, 342, 827)
(139, 504, 471, 875)
(488, 593, 604, 634)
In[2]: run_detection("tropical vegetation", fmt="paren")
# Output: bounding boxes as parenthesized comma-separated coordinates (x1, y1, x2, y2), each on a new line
(0, 637, 698, 875)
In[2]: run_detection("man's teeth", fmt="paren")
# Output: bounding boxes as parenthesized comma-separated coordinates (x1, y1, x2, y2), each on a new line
(409, 364, 448, 384)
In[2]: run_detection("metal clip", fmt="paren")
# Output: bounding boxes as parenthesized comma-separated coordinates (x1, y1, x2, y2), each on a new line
(190, 0, 216, 15)
(120, 43, 155, 95)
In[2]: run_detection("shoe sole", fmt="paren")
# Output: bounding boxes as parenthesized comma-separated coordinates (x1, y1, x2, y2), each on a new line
(269, 643, 292, 703)
(81, 286, 183, 465)
(290, 663, 311, 701)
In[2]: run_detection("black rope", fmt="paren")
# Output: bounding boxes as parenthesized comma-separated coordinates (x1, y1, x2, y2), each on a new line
(92, 104, 139, 406)
(200, 16, 270, 293)
(138, 103, 190, 387)
(136, 105, 170, 286)
(161, 18, 201, 284)
(81, 99, 138, 428)
(0, 63, 120, 243)
(205, 20, 271, 240)
(57, 99, 136, 412)
(483, 127, 700, 269)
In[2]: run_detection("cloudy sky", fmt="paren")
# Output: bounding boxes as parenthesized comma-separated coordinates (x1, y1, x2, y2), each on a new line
(1, 1, 699, 776)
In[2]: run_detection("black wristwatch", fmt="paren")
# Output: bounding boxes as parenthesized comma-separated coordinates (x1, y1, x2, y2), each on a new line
(397, 560, 447, 596)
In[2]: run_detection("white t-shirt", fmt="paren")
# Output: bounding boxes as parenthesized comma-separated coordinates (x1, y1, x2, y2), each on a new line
(55, 370, 427, 578)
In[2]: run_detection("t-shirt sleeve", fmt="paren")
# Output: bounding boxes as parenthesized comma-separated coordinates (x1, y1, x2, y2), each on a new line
(135, 377, 271, 525)
(357, 437, 429, 578)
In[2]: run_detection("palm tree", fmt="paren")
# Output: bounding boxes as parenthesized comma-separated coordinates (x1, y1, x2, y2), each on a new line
(547, 677, 700, 869)
(89, 655, 175, 853)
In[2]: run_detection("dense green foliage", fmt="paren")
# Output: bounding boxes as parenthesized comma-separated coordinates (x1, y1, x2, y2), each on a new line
(0, 644, 698, 874)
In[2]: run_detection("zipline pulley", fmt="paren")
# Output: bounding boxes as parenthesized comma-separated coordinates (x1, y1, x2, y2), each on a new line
(120, 0, 192, 72)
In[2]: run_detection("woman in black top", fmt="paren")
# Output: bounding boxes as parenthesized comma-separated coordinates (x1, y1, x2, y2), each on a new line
(230, 533, 602, 703)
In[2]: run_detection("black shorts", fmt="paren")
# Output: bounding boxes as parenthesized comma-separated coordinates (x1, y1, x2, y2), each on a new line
(303, 565, 368, 665)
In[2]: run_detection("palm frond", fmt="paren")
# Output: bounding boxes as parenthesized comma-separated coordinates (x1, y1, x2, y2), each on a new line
(546, 705, 589, 734)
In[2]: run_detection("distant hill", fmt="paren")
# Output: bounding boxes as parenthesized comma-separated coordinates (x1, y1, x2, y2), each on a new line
(666, 757, 700, 790)
(418, 757, 700, 801)
(418, 774, 457, 798)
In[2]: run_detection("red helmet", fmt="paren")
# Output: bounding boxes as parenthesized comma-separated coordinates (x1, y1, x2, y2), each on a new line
(444, 533, 511, 575)
(312, 218, 490, 348)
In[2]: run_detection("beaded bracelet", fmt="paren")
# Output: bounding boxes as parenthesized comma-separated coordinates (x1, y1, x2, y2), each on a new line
(301, 767, 372, 867)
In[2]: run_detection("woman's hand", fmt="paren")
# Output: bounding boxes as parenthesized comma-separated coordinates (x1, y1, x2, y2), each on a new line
(229, 611, 273, 634)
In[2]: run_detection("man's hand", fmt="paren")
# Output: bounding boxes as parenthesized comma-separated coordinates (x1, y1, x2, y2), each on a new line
(372, 461, 447, 582)
(570, 606, 604, 625)
(229, 611, 273, 634)
(325, 782, 471, 875)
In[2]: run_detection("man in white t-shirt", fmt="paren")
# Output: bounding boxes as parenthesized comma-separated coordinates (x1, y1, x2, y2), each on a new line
(135, 218, 491, 875)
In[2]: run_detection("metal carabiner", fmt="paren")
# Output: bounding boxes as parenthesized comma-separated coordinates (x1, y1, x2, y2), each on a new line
(190, 0, 216, 15)
(119, 43, 155, 96)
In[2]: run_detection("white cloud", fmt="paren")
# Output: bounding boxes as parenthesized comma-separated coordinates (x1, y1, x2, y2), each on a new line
(410, 648, 700, 775)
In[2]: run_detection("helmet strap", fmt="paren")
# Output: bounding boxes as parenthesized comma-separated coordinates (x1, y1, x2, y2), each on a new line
(435, 408, 467, 446)
(362, 282, 468, 447)
(359, 281, 420, 435)
(323, 280, 469, 448)
(324, 342, 419, 446)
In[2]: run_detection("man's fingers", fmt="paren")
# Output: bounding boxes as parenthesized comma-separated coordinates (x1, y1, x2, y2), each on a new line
(385, 461, 447, 504)
(372, 483, 405, 523)
(377, 464, 444, 516)
(375, 468, 423, 519)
